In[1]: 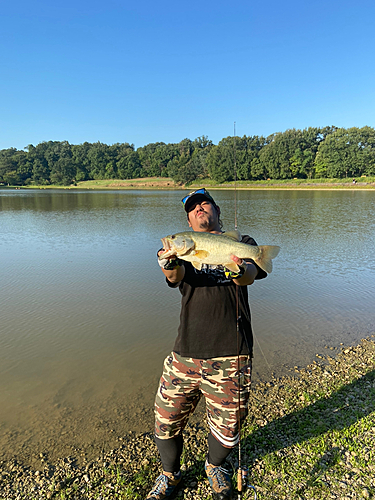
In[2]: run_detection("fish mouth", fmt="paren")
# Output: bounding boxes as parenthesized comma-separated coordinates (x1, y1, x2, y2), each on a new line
(161, 237, 170, 251)
(161, 238, 175, 257)
(161, 237, 177, 259)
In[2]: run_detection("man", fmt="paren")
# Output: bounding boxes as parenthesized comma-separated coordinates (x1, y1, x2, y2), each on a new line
(147, 188, 267, 500)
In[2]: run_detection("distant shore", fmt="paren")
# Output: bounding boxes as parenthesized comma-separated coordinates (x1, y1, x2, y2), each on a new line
(2, 176, 375, 191)
(1, 336, 374, 499)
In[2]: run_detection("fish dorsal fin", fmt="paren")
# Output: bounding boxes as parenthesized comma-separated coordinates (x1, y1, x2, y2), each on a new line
(191, 261, 203, 271)
(224, 230, 241, 241)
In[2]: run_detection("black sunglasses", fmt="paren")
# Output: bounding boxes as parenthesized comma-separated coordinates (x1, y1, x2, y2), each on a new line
(181, 188, 215, 207)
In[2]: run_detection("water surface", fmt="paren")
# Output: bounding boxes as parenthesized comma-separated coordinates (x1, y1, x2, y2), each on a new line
(0, 188, 374, 464)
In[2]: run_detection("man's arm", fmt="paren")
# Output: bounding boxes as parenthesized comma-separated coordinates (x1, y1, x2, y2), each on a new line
(230, 255, 258, 286)
(161, 264, 185, 284)
(157, 249, 185, 284)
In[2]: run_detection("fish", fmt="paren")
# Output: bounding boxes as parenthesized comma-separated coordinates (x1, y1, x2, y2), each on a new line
(161, 230, 280, 274)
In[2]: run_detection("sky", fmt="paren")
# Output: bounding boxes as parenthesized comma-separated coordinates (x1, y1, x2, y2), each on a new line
(1, 0, 375, 151)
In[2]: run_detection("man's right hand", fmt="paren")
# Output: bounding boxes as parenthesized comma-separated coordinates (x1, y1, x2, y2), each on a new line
(157, 248, 181, 270)
(157, 248, 185, 283)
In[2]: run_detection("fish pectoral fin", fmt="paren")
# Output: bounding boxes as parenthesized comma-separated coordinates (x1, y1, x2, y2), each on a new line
(224, 262, 240, 273)
(192, 250, 209, 259)
(223, 230, 241, 241)
(191, 261, 203, 270)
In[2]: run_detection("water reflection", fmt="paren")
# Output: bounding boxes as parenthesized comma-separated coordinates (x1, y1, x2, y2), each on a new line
(0, 188, 374, 464)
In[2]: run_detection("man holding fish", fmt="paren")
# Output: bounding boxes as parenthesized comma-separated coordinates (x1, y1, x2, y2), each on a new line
(147, 188, 279, 500)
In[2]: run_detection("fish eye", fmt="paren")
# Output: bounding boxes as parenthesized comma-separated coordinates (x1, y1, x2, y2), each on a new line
(171, 235, 176, 239)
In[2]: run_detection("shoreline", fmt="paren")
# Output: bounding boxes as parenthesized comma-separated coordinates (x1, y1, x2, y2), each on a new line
(1, 336, 374, 499)
(2, 176, 375, 191)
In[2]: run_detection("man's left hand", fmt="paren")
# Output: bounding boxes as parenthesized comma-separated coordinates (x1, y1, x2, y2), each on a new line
(224, 255, 247, 279)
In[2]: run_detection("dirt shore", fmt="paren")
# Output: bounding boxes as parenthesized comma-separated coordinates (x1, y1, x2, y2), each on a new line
(1, 336, 374, 499)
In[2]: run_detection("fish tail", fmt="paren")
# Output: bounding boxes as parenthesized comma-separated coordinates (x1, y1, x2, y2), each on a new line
(253, 245, 280, 274)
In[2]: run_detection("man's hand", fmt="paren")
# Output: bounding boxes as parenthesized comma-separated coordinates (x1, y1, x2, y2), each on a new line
(226, 255, 258, 286)
(157, 248, 181, 270)
(230, 255, 244, 267)
(224, 255, 246, 279)
(157, 248, 185, 283)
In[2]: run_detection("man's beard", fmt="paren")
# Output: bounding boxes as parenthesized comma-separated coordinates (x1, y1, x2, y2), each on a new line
(198, 219, 210, 230)
(197, 213, 214, 230)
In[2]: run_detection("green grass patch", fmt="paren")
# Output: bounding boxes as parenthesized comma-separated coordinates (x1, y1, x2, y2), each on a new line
(11, 175, 375, 191)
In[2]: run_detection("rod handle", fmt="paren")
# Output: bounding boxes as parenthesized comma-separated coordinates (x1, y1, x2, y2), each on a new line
(237, 468, 243, 492)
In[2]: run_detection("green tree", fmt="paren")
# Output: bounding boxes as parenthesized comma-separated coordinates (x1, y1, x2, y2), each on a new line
(27, 143, 51, 184)
(207, 135, 267, 183)
(315, 127, 375, 178)
(43, 141, 75, 185)
(137, 142, 168, 177)
(32, 159, 50, 184)
(117, 150, 141, 179)
(207, 137, 236, 183)
(168, 148, 209, 185)
(152, 143, 179, 177)
(0, 148, 29, 185)
(193, 135, 213, 150)
(289, 127, 337, 179)
(250, 157, 268, 180)
(87, 142, 113, 179)
(72, 142, 93, 181)
(256, 129, 326, 180)
(170, 160, 198, 185)
(3, 170, 20, 185)
(50, 157, 76, 185)
(237, 135, 267, 180)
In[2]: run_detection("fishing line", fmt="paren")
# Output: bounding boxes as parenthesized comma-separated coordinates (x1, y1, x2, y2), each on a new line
(253, 331, 271, 370)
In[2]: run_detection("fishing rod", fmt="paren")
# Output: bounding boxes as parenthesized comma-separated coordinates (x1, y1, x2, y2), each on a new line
(233, 123, 257, 500)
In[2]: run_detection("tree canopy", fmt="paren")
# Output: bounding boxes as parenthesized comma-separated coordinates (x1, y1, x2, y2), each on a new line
(1, 126, 374, 186)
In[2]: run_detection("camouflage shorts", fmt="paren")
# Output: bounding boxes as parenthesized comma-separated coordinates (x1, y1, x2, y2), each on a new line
(154, 351, 252, 448)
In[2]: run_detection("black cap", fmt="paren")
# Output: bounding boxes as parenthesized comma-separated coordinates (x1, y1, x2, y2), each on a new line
(181, 188, 217, 213)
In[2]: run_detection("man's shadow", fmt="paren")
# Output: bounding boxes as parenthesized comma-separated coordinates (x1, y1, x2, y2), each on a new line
(234, 368, 375, 495)
(244, 369, 374, 453)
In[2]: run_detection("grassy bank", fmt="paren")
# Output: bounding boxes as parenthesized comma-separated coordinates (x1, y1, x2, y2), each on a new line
(9, 175, 375, 190)
(1, 337, 374, 499)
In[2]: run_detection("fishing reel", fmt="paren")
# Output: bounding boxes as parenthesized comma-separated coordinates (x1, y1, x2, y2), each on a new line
(237, 467, 257, 499)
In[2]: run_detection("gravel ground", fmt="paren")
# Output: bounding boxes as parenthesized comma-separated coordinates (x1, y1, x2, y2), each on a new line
(1, 336, 375, 500)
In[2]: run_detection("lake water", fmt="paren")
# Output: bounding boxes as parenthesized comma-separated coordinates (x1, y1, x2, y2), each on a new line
(0, 188, 374, 465)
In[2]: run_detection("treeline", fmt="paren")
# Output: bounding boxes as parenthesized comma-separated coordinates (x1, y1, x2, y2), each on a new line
(1, 126, 375, 186)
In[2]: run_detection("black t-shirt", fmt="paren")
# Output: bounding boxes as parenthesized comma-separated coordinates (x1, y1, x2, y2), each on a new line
(167, 235, 267, 359)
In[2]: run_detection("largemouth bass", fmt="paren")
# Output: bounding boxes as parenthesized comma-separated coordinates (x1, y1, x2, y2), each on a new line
(161, 230, 280, 274)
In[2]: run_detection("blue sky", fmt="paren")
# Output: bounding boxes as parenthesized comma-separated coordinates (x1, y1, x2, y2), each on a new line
(1, 0, 375, 150)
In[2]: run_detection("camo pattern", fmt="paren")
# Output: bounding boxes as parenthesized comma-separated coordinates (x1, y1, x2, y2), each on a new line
(155, 351, 252, 448)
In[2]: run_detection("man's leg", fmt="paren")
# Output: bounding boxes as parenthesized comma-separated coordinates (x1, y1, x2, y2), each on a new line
(147, 436, 184, 500)
(202, 355, 252, 448)
(155, 434, 183, 473)
(207, 432, 232, 466)
(201, 355, 252, 500)
(147, 353, 201, 500)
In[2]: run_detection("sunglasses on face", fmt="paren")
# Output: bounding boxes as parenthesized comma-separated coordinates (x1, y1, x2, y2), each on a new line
(181, 188, 214, 207)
